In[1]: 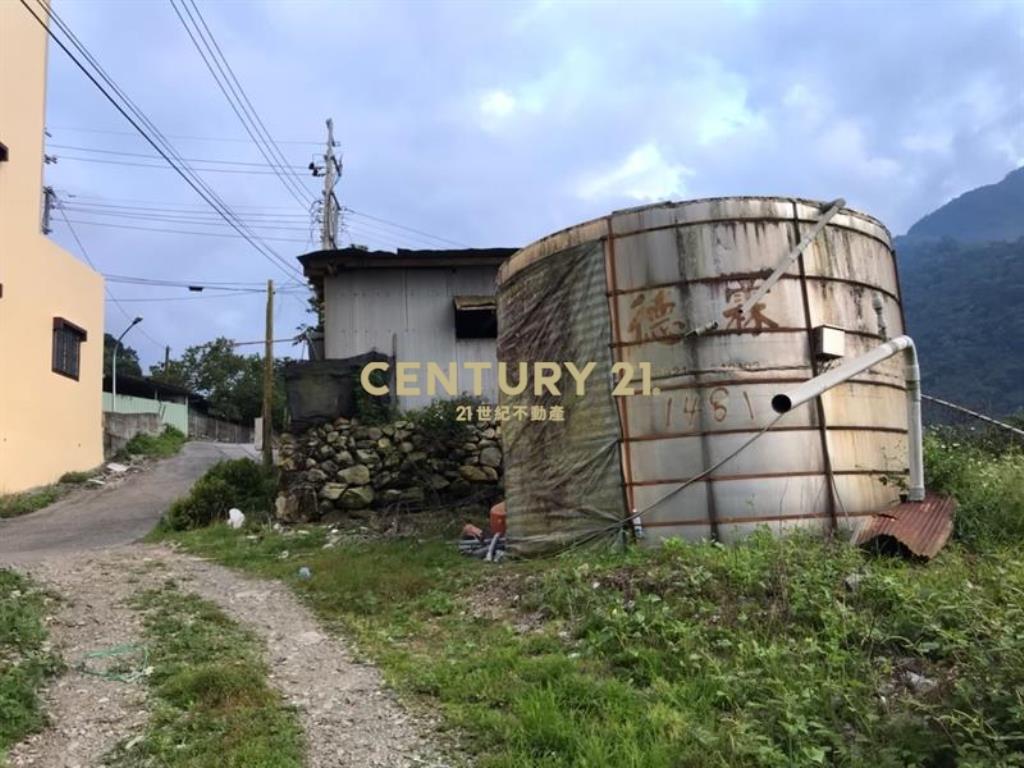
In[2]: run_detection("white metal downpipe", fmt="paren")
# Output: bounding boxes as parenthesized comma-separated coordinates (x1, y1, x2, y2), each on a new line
(771, 335, 925, 502)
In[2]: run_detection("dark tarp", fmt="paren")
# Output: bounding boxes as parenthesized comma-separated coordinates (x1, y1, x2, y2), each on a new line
(497, 240, 627, 556)
(283, 351, 390, 433)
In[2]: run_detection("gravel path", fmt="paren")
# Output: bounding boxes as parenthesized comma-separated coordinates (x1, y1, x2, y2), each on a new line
(8, 545, 449, 767)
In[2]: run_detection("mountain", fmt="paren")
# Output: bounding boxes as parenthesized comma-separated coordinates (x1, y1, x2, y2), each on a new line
(904, 166, 1024, 243)
(894, 166, 1024, 418)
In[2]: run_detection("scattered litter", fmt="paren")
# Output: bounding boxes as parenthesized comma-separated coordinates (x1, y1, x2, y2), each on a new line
(77, 643, 149, 683)
(105, 462, 129, 474)
(227, 508, 245, 529)
(87, 477, 106, 487)
(904, 670, 938, 695)
(844, 573, 866, 592)
(297, 566, 312, 580)
(458, 525, 505, 563)
(277, 549, 290, 560)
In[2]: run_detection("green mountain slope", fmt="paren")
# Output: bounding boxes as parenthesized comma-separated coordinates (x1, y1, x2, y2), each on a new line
(897, 237, 1023, 416)
(905, 166, 1024, 243)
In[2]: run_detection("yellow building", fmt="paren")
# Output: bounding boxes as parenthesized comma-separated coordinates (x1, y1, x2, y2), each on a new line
(0, 1, 105, 494)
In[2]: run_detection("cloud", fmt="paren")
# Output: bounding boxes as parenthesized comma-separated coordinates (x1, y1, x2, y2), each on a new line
(577, 144, 695, 202)
(479, 89, 517, 120)
(39, 0, 1024, 364)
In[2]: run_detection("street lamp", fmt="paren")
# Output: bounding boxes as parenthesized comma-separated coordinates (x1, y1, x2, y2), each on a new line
(111, 316, 143, 408)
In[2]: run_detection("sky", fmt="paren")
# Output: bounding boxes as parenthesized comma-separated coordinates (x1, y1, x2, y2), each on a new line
(40, 0, 1024, 368)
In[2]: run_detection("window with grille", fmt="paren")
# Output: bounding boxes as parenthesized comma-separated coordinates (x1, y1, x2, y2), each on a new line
(52, 318, 87, 380)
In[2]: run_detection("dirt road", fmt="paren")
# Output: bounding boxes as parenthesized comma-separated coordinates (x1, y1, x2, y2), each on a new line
(2, 444, 446, 767)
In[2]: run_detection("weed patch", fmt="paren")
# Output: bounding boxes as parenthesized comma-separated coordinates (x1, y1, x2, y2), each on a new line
(164, 441, 1024, 767)
(109, 584, 303, 768)
(117, 425, 187, 461)
(0, 487, 65, 519)
(0, 570, 61, 760)
(924, 432, 1024, 549)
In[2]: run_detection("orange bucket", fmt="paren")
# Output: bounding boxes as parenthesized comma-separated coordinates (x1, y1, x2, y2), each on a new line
(489, 500, 507, 536)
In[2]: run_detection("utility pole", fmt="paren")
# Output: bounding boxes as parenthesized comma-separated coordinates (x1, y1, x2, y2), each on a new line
(313, 118, 342, 250)
(261, 280, 274, 469)
(164, 345, 170, 370)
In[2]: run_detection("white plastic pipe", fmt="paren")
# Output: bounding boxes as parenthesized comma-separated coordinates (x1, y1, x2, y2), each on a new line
(771, 335, 924, 502)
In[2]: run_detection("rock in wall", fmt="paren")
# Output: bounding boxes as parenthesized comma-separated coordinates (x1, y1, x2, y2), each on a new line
(275, 415, 503, 523)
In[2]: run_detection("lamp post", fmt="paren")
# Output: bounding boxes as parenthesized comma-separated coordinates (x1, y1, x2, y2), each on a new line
(111, 316, 143, 410)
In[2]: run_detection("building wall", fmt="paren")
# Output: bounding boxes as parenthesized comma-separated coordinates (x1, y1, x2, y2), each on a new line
(0, 0, 106, 493)
(102, 394, 190, 436)
(323, 266, 498, 409)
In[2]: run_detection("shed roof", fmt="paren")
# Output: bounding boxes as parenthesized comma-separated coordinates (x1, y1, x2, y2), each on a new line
(298, 247, 517, 294)
(103, 373, 198, 402)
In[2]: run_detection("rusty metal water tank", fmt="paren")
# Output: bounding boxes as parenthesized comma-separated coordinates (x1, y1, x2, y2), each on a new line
(496, 197, 908, 556)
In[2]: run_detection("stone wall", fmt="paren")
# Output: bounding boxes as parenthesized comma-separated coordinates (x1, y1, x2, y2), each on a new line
(275, 415, 503, 523)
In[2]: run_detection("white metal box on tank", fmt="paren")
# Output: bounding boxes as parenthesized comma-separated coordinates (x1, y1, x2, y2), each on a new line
(496, 197, 908, 556)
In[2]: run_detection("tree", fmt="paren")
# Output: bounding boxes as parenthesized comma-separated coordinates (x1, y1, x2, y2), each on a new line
(150, 337, 287, 427)
(104, 333, 142, 377)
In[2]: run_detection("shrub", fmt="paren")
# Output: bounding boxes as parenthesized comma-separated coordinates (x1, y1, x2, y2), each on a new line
(353, 366, 394, 425)
(406, 397, 477, 443)
(121, 425, 187, 459)
(163, 459, 276, 531)
(924, 431, 1024, 549)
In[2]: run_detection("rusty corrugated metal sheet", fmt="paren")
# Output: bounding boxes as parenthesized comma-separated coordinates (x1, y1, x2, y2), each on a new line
(854, 493, 956, 559)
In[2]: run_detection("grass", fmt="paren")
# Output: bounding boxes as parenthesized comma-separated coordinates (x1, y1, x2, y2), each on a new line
(0, 570, 61, 761)
(116, 425, 187, 461)
(0, 467, 105, 519)
(108, 582, 304, 768)
(161, 429, 1024, 768)
(0, 486, 66, 520)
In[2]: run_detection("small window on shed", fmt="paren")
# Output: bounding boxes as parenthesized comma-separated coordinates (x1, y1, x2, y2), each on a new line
(453, 295, 497, 339)
(52, 317, 87, 380)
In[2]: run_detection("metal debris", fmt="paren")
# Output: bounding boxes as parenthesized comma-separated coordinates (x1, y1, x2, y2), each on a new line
(854, 493, 956, 559)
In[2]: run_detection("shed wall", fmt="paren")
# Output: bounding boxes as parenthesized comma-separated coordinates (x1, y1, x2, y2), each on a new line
(102, 393, 189, 435)
(323, 267, 499, 409)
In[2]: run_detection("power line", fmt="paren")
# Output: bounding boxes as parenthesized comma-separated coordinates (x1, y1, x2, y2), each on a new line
(65, 203, 454, 249)
(49, 125, 321, 145)
(344, 207, 470, 248)
(21, 0, 305, 282)
(56, 190, 302, 211)
(104, 273, 303, 288)
(66, 200, 309, 219)
(63, 217, 311, 243)
(56, 191, 471, 249)
(63, 205, 313, 231)
(168, 0, 314, 209)
(48, 143, 308, 169)
(54, 154, 303, 175)
(107, 290, 306, 303)
(187, 0, 316, 206)
(53, 202, 168, 351)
